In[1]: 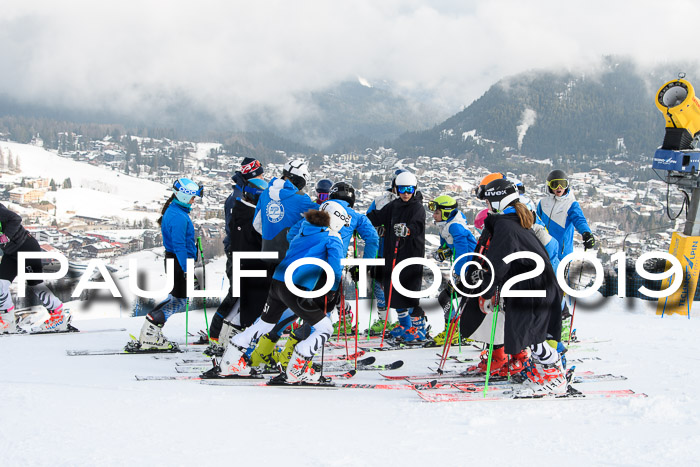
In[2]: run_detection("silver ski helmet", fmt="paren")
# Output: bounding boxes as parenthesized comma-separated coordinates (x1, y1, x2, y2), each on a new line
(283, 159, 310, 191)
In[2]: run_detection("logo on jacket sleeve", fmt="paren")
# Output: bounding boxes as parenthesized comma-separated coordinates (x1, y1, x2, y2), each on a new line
(266, 200, 285, 223)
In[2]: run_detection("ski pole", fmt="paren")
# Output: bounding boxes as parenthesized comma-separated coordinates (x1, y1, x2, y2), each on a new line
(197, 236, 210, 339)
(185, 298, 190, 347)
(483, 287, 501, 397)
(353, 233, 360, 370)
(380, 239, 400, 348)
(568, 247, 586, 343)
(367, 275, 375, 341)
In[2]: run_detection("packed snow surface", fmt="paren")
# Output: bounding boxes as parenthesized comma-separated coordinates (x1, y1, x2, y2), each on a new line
(1, 295, 698, 466)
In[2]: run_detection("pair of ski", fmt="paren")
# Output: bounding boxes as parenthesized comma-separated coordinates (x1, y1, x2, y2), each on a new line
(3, 325, 127, 337)
(415, 386, 647, 402)
(172, 356, 403, 374)
(380, 369, 627, 386)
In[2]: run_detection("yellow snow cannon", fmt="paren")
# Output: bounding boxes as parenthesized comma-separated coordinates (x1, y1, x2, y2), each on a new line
(656, 77, 700, 150)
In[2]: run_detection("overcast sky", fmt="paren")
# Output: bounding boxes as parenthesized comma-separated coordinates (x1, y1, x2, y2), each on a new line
(1, 0, 698, 125)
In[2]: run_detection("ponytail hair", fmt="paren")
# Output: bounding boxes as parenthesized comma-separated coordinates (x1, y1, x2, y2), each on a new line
(157, 194, 176, 226)
(514, 202, 534, 229)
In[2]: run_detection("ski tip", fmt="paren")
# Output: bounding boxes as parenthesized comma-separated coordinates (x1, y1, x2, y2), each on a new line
(388, 360, 404, 370)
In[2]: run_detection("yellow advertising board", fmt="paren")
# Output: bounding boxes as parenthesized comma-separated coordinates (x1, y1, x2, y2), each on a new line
(656, 232, 700, 316)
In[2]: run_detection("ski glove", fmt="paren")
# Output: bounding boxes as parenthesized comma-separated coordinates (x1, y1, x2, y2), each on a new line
(582, 232, 595, 249)
(434, 245, 452, 262)
(348, 265, 360, 284)
(469, 268, 491, 286)
(0, 234, 8, 245)
(394, 223, 410, 237)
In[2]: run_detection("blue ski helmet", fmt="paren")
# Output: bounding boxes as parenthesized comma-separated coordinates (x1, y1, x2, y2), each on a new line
(173, 178, 203, 204)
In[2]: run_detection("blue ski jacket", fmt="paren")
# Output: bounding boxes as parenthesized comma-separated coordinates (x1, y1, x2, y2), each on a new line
(288, 199, 379, 260)
(254, 177, 317, 262)
(536, 191, 591, 261)
(273, 220, 345, 291)
(161, 200, 196, 272)
(436, 210, 477, 276)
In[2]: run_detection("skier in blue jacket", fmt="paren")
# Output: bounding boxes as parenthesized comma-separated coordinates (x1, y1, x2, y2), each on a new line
(325, 181, 379, 333)
(253, 159, 317, 264)
(216, 201, 350, 383)
(135, 177, 203, 351)
(536, 169, 595, 261)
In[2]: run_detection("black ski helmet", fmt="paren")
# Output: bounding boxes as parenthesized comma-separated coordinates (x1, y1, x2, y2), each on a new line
(546, 169, 569, 194)
(329, 181, 356, 208)
(483, 179, 519, 213)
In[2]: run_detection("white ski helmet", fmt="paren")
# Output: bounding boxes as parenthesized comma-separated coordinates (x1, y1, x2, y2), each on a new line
(395, 171, 417, 187)
(282, 159, 310, 190)
(394, 171, 418, 195)
(173, 178, 203, 204)
(320, 200, 351, 233)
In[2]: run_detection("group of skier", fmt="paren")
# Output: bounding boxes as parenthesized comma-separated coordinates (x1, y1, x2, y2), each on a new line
(139, 157, 595, 392)
(0, 153, 595, 394)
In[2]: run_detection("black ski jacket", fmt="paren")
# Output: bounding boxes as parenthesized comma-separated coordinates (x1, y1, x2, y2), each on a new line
(367, 192, 426, 309)
(228, 198, 271, 327)
(0, 203, 30, 255)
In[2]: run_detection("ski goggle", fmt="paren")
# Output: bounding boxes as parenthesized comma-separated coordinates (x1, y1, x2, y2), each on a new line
(173, 180, 204, 197)
(317, 192, 330, 202)
(427, 201, 455, 212)
(397, 185, 416, 194)
(241, 159, 261, 175)
(547, 179, 569, 191)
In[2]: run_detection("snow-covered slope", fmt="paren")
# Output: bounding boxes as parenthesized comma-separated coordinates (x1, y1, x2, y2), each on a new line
(1, 296, 697, 466)
(0, 142, 168, 222)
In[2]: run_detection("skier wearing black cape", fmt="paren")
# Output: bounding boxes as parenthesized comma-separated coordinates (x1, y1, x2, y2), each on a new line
(467, 179, 565, 396)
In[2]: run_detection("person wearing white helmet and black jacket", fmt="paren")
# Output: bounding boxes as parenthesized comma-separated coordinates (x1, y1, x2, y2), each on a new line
(367, 170, 427, 342)
(214, 201, 349, 383)
(466, 179, 565, 396)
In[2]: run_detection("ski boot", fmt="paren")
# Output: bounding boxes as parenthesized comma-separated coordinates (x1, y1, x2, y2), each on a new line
(276, 335, 300, 372)
(218, 344, 253, 376)
(134, 318, 177, 350)
(365, 318, 388, 336)
(0, 309, 22, 334)
(389, 312, 413, 339)
(204, 320, 241, 357)
(464, 346, 507, 376)
(432, 322, 460, 346)
(285, 348, 321, 383)
(401, 316, 427, 342)
(333, 309, 354, 336)
(249, 334, 279, 371)
(514, 356, 567, 396)
(498, 349, 530, 377)
(30, 306, 72, 333)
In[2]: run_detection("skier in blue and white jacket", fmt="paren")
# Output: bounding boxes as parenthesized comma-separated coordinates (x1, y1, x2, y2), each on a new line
(137, 177, 203, 351)
(217, 201, 350, 384)
(536, 169, 595, 262)
(253, 159, 317, 264)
